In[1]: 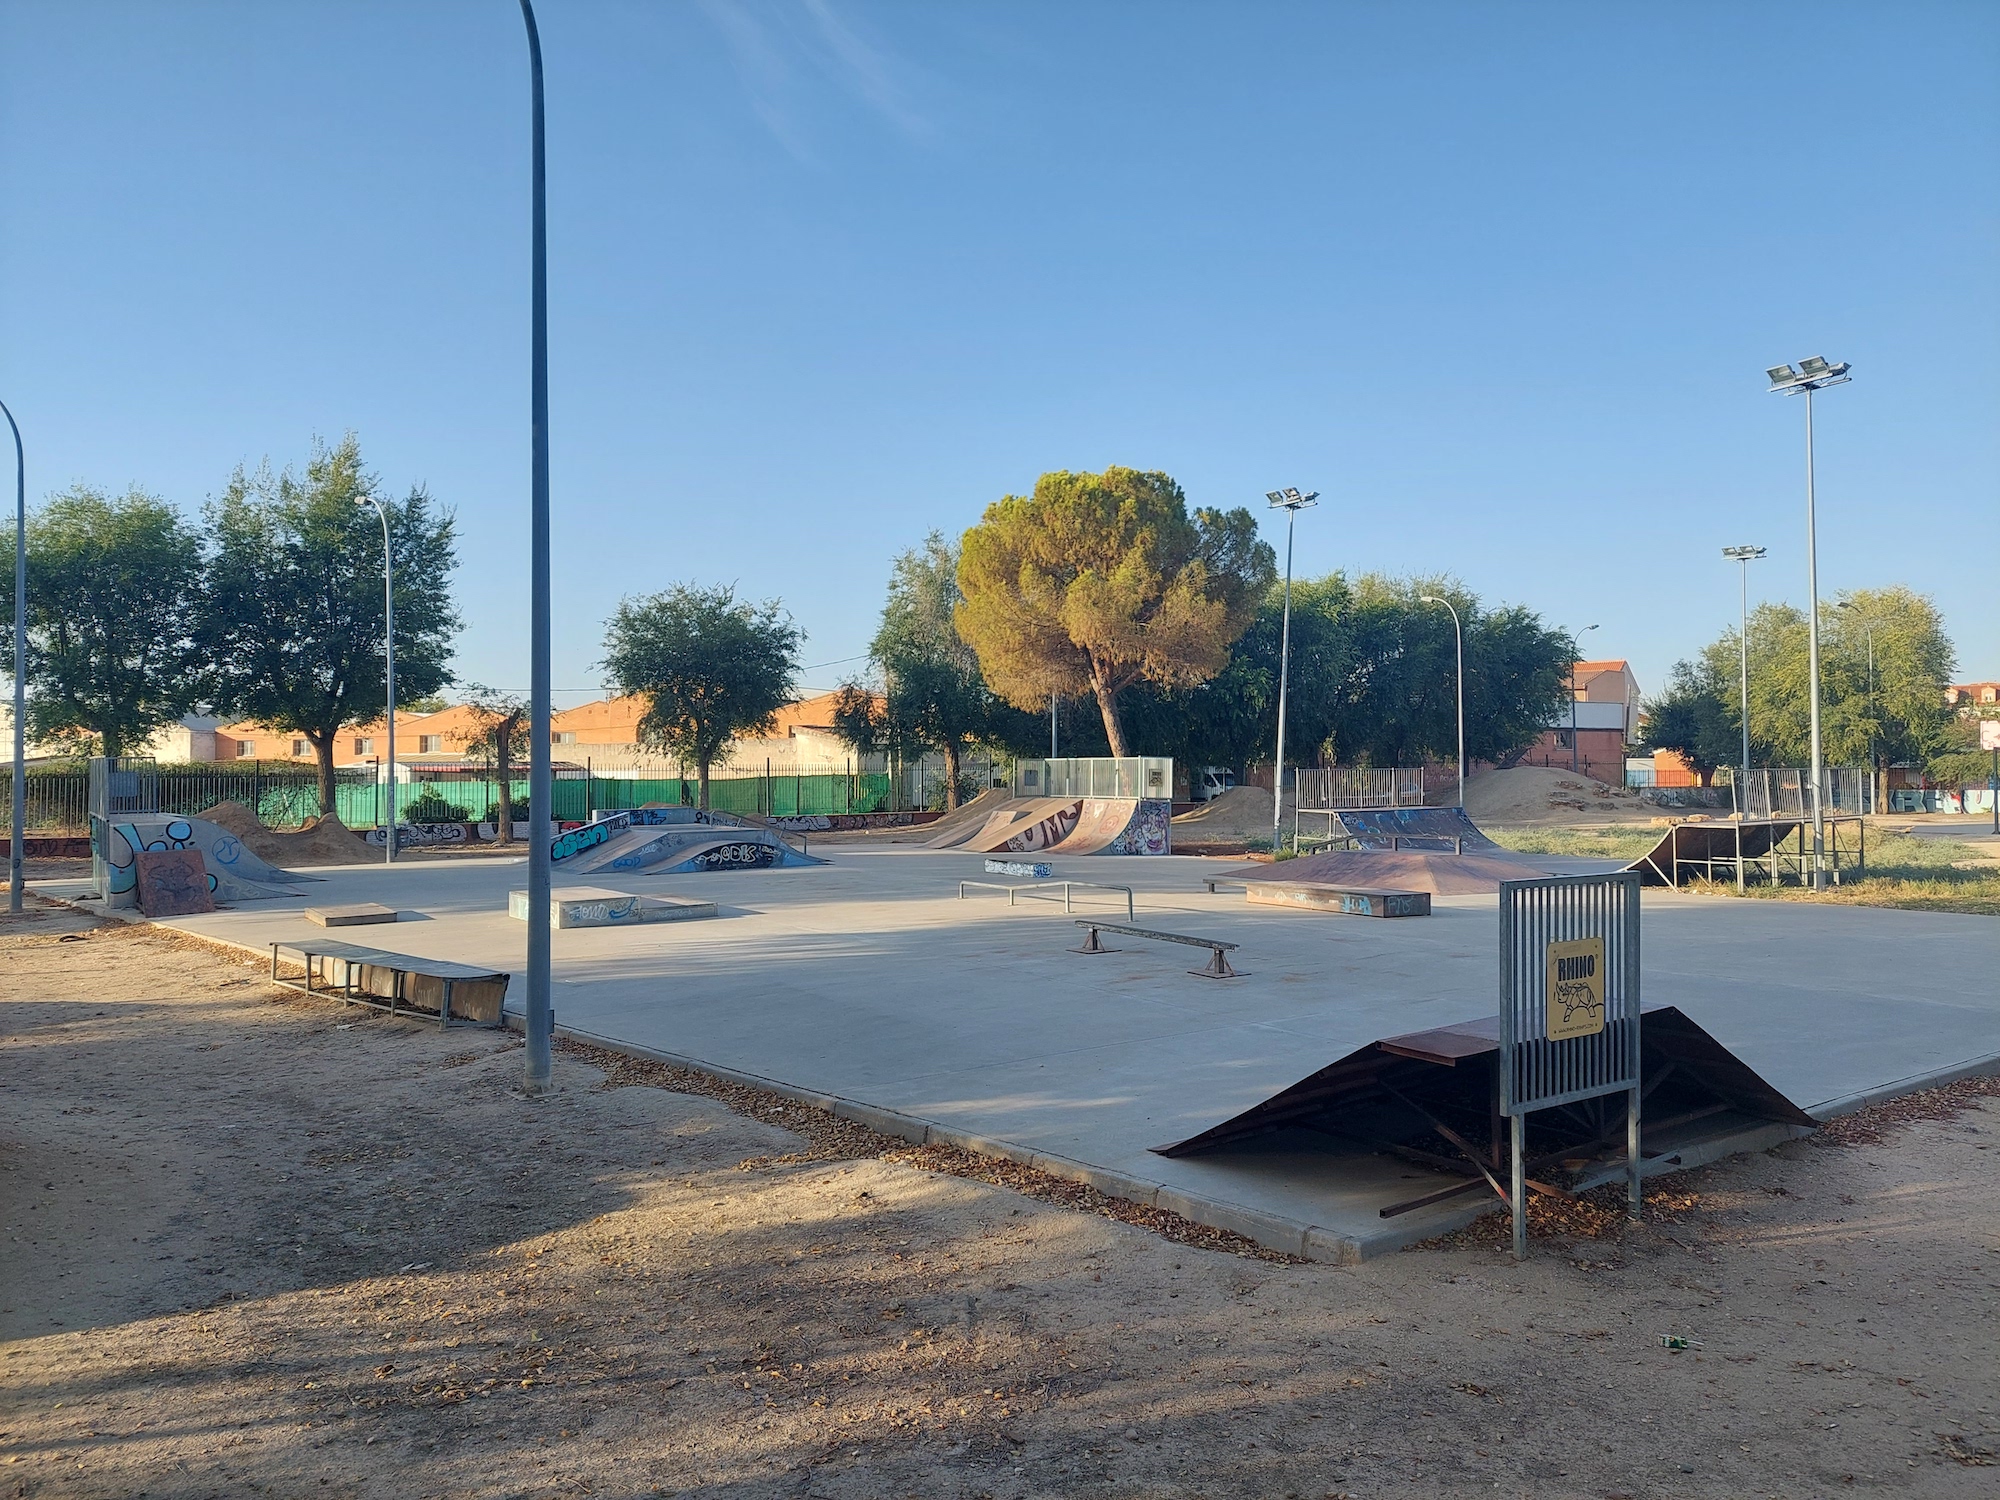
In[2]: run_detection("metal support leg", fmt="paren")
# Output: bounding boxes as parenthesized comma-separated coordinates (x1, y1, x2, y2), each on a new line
(1070, 926, 1116, 955)
(1626, 1086, 1642, 1220)
(1510, 1113, 1527, 1262)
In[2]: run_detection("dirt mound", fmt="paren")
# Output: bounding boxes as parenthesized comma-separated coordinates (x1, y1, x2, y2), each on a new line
(1171, 785, 1279, 843)
(195, 802, 369, 867)
(1463, 767, 1650, 826)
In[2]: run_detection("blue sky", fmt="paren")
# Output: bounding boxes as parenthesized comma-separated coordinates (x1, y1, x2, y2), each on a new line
(3, 0, 1995, 709)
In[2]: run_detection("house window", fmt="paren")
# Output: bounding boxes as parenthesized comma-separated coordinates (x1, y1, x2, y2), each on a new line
(355, 736, 374, 755)
(419, 735, 443, 754)
(556, 731, 577, 744)
(292, 739, 307, 757)
(237, 741, 255, 758)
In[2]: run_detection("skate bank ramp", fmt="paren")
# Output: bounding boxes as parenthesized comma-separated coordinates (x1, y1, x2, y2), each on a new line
(953, 798, 1083, 855)
(553, 810, 823, 874)
(1152, 1007, 1813, 1210)
(1628, 819, 1804, 887)
(1328, 806, 1498, 851)
(101, 815, 310, 904)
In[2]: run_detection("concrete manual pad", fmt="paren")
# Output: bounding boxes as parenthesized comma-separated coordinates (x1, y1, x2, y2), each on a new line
(147, 849, 2000, 1260)
(306, 903, 400, 928)
(508, 886, 719, 929)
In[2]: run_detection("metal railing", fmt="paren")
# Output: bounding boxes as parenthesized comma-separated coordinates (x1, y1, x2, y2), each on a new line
(1010, 757, 1173, 800)
(1293, 766, 1424, 811)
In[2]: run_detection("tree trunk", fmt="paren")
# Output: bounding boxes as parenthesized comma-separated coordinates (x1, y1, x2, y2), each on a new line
(1091, 677, 1132, 758)
(307, 731, 338, 820)
(697, 757, 711, 811)
(492, 732, 513, 846)
(941, 741, 962, 810)
(100, 726, 124, 760)
(1697, 766, 1714, 789)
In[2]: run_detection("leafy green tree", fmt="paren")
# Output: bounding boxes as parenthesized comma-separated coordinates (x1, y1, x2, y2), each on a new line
(1695, 588, 1955, 802)
(955, 467, 1275, 757)
(1334, 575, 1573, 769)
(452, 687, 530, 842)
(0, 486, 204, 757)
(1641, 658, 1738, 786)
(601, 583, 803, 809)
(1928, 711, 2000, 791)
(834, 533, 1008, 809)
(200, 435, 460, 816)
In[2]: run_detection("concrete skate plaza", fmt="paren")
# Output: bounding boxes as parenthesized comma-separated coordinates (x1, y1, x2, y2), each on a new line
(153, 847, 2000, 1258)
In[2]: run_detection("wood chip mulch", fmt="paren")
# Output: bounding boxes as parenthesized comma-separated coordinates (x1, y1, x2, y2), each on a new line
(557, 1036, 1302, 1263)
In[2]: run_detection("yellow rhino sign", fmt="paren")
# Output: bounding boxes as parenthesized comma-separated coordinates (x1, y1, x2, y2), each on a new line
(1545, 936, 1606, 1040)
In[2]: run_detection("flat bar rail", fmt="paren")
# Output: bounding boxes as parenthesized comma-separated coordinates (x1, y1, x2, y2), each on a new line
(269, 938, 509, 1028)
(959, 880, 1134, 920)
(1070, 919, 1243, 979)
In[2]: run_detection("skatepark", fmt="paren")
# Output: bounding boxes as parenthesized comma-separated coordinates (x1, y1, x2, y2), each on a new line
(74, 787, 2000, 1261)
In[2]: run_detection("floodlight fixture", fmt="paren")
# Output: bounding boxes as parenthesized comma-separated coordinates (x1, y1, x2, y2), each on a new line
(1268, 487, 1318, 510)
(1767, 355, 1850, 395)
(1721, 544, 1767, 562)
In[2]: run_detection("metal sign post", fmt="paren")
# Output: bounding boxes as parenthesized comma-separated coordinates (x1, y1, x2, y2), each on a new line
(1498, 872, 1643, 1260)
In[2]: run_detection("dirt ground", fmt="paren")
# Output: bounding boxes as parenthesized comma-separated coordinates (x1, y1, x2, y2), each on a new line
(3, 910, 1998, 1499)
(1462, 768, 1657, 827)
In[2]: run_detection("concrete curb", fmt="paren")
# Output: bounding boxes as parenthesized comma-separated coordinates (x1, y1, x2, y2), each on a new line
(1806, 1050, 2000, 1120)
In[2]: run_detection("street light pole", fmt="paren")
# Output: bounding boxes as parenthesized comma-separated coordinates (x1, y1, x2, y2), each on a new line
(4, 398, 24, 914)
(520, 0, 554, 1095)
(1722, 546, 1766, 802)
(356, 496, 396, 864)
(1419, 596, 1464, 808)
(1768, 357, 1850, 890)
(1264, 488, 1318, 844)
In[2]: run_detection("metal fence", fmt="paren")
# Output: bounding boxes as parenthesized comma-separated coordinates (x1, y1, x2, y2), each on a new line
(1732, 766, 1871, 819)
(18, 760, 904, 832)
(1292, 766, 1425, 810)
(1009, 758, 1173, 799)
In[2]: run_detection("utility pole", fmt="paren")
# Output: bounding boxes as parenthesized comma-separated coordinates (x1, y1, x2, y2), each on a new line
(521, 0, 554, 1093)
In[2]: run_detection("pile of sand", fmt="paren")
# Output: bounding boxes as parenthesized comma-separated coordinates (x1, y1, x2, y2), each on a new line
(1171, 785, 1281, 844)
(1462, 767, 1650, 827)
(196, 801, 369, 867)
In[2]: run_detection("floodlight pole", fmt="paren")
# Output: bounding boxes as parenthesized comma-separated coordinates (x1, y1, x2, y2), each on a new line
(1722, 546, 1765, 800)
(1420, 596, 1464, 807)
(1266, 488, 1317, 843)
(357, 496, 397, 864)
(1768, 358, 1849, 890)
(521, 0, 554, 1094)
(4, 398, 24, 915)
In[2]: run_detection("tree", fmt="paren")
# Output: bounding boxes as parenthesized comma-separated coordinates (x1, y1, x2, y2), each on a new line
(955, 466, 1275, 757)
(1694, 587, 1956, 801)
(0, 486, 204, 757)
(200, 435, 460, 816)
(453, 686, 530, 843)
(1641, 658, 1738, 786)
(601, 583, 802, 809)
(836, 533, 1004, 810)
(1333, 576, 1573, 769)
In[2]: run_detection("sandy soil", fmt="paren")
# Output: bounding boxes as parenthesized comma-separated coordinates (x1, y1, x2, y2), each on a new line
(3, 915, 1997, 1498)
(1465, 767, 1657, 827)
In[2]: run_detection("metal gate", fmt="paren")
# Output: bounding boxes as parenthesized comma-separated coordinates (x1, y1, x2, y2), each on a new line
(1498, 871, 1643, 1258)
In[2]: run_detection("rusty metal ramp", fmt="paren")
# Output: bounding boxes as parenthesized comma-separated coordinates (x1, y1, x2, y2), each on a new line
(1153, 1005, 1813, 1223)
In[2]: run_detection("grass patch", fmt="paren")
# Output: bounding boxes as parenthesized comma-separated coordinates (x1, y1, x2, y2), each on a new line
(1692, 829, 2000, 917)
(1485, 824, 1664, 860)
(1488, 822, 2000, 915)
